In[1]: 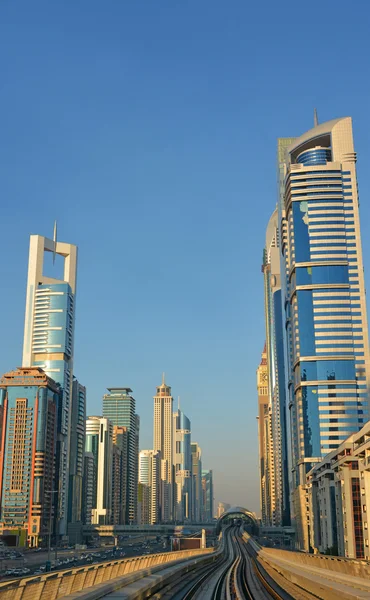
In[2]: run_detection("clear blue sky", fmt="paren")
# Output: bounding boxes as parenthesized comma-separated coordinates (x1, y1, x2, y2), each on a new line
(1, 1, 370, 513)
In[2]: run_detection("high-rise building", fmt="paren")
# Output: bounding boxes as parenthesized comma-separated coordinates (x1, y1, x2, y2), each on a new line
(102, 388, 138, 523)
(256, 345, 274, 525)
(173, 405, 192, 522)
(0, 367, 60, 547)
(153, 375, 173, 522)
(279, 117, 370, 549)
(217, 502, 231, 519)
(22, 233, 77, 537)
(138, 450, 161, 525)
(191, 442, 202, 522)
(85, 417, 113, 525)
(112, 426, 128, 525)
(201, 470, 214, 522)
(262, 210, 290, 526)
(82, 451, 95, 525)
(68, 378, 86, 539)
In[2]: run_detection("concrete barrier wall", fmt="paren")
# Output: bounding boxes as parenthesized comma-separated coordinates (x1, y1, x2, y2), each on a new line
(243, 532, 370, 579)
(0, 548, 213, 600)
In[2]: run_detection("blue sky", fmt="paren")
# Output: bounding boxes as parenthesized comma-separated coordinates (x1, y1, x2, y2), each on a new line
(1, 1, 370, 512)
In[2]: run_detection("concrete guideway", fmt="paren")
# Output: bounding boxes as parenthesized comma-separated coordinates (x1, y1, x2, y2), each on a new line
(245, 532, 370, 599)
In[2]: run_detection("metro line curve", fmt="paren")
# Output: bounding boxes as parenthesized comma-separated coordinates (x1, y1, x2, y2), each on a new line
(148, 526, 294, 600)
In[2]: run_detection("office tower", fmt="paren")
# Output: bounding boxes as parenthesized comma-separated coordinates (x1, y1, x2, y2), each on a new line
(191, 443, 202, 522)
(85, 417, 113, 525)
(67, 378, 86, 541)
(112, 426, 128, 525)
(201, 470, 214, 522)
(279, 117, 370, 550)
(0, 367, 60, 547)
(82, 451, 95, 525)
(22, 233, 77, 538)
(153, 375, 173, 521)
(173, 405, 192, 522)
(217, 502, 231, 518)
(138, 450, 161, 525)
(262, 210, 290, 526)
(256, 345, 274, 525)
(103, 388, 138, 523)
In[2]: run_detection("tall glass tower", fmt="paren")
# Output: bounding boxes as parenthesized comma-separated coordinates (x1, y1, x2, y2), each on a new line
(280, 117, 370, 549)
(173, 406, 192, 521)
(102, 388, 138, 523)
(22, 233, 77, 538)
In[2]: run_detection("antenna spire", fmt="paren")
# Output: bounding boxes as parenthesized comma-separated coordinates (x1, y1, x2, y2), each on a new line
(162, 372, 165, 385)
(314, 108, 319, 127)
(53, 220, 58, 265)
(178, 396, 180, 410)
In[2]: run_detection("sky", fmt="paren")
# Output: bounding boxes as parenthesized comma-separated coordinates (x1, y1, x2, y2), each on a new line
(1, 0, 370, 514)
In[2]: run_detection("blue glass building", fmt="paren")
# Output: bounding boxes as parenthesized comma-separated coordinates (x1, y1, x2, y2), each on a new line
(279, 118, 370, 549)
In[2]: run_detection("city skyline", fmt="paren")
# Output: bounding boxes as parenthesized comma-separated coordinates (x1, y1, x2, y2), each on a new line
(2, 2, 370, 512)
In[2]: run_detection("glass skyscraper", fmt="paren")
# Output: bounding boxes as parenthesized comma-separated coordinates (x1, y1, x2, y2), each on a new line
(102, 387, 138, 523)
(22, 234, 77, 537)
(279, 117, 370, 548)
(173, 407, 192, 521)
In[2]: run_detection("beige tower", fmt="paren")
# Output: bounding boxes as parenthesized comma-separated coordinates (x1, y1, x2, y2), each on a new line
(256, 344, 274, 525)
(153, 374, 173, 521)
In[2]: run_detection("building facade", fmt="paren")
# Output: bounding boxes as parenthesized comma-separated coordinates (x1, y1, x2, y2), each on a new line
(263, 209, 290, 526)
(22, 233, 77, 538)
(68, 378, 86, 534)
(256, 345, 274, 525)
(307, 420, 370, 559)
(153, 376, 173, 522)
(85, 417, 113, 525)
(112, 426, 128, 525)
(201, 470, 214, 522)
(191, 442, 202, 522)
(173, 407, 192, 522)
(138, 450, 161, 525)
(279, 117, 370, 549)
(102, 388, 138, 523)
(0, 368, 60, 547)
(82, 452, 94, 526)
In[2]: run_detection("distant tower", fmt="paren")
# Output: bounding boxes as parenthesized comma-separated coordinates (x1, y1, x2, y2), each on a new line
(22, 233, 77, 538)
(256, 344, 272, 526)
(153, 375, 173, 522)
(173, 407, 192, 521)
(102, 388, 138, 523)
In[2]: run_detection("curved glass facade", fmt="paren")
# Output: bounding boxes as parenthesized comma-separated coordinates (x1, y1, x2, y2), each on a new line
(297, 147, 331, 166)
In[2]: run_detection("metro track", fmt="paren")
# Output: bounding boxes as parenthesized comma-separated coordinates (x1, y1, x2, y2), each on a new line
(148, 525, 294, 600)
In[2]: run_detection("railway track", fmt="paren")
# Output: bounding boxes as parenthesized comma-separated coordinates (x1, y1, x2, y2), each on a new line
(148, 526, 294, 600)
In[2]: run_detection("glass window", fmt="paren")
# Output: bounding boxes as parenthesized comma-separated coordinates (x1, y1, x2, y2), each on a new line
(295, 265, 349, 286)
(292, 202, 310, 261)
(296, 291, 315, 354)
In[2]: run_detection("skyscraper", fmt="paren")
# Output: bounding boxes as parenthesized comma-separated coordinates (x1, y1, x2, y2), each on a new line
(256, 346, 274, 525)
(82, 451, 94, 526)
(173, 405, 192, 522)
(191, 442, 202, 522)
(153, 375, 173, 522)
(103, 388, 138, 523)
(22, 233, 77, 537)
(68, 378, 86, 540)
(201, 470, 214, 522)
(279, 117, 370, 549)
(0, 367, 60, 547)
(85, 417, 113, 525)
(262, 210, 290, 526)
(138, 450, 161, 525)
(112, 426, 128, 525)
